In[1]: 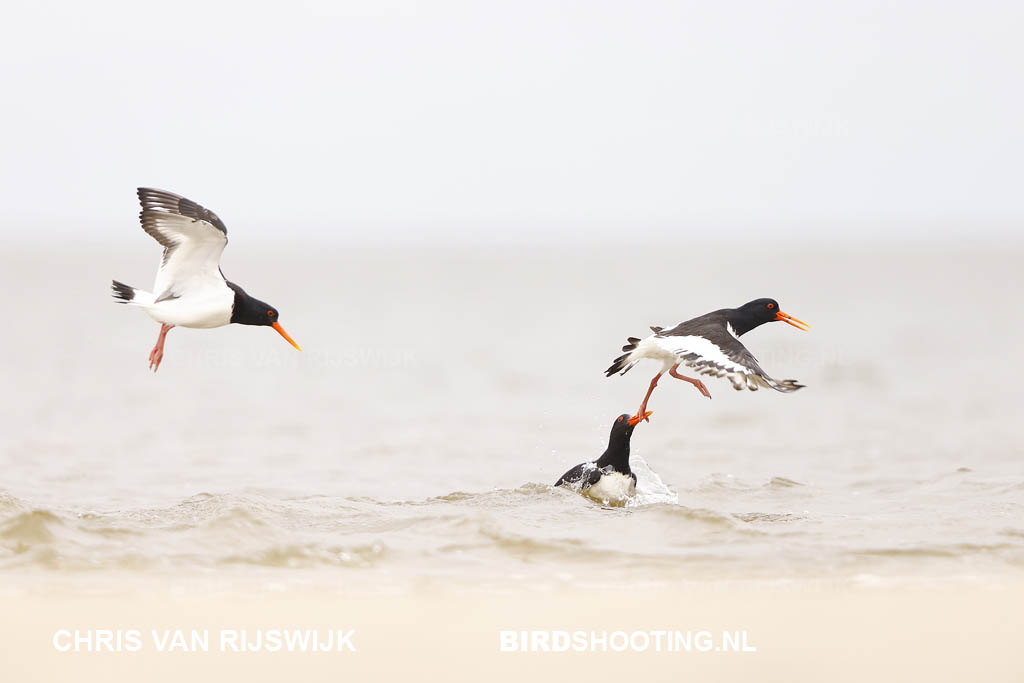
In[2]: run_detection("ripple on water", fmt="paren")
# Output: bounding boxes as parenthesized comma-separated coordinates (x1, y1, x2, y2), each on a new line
(766, 476, 806, 489)
(2, 473, 1022, 579)
(0, 509, 62, 546)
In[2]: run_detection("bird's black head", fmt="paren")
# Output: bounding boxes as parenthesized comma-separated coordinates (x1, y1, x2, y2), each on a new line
(611, 413, 635, 437)
(597, 413, 644, 471)
(227, 281, 301, 350)
(610, 413, 647, 441)
(729, 298, 810, 336)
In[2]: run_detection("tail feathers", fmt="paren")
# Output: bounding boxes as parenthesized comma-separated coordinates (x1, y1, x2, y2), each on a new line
(758, 374, 805, 393)
(111, 280, 155, 305)
(606, 336, 642, 376)
(111, 280, 136, 303)
(769, 378, 805, 393)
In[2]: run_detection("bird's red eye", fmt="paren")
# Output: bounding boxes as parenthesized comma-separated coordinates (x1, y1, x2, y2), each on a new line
(267, 309, 274, 317)
(617, 416, 624, 423)
(767, 303, 775, 309)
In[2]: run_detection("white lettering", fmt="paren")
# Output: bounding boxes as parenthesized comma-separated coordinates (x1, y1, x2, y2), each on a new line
(499, 631, 517, 652)
(284, 629, 313, 652)
(338, 629, 357, 652)
(53, 630, 71, 652)
(220, 630, 239, 652)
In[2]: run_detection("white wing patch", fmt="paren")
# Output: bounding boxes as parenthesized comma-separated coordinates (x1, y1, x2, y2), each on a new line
(653, 335, 754, 387)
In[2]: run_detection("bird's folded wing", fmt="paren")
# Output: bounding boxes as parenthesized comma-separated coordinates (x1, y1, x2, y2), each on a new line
(137, 188, 229, 299)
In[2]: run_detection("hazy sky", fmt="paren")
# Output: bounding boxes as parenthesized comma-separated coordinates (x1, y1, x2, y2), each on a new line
(3, 0, 1021, 244)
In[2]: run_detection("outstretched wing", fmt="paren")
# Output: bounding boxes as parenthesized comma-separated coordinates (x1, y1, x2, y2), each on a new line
(137, 188, 228, 300)
(654, 326, 803, 392)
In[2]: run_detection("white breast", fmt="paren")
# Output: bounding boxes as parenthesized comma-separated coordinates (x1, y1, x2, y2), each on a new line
(584, 472, 636, 507)
(144, 283, 234, 328)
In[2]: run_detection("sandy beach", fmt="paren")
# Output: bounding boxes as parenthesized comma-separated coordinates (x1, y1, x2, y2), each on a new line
(5, 578, 1022, 682)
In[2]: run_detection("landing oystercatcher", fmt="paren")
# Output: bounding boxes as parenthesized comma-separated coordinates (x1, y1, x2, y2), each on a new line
(555, 412, 651, 506)
(111, 188, 301, 371)
(605, 298, 808, 421)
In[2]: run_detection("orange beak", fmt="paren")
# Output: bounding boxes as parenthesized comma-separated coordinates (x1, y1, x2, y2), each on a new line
(775, 311, 810, 331)
(627, 411, 653, 426)
(272, 322, 302, 351)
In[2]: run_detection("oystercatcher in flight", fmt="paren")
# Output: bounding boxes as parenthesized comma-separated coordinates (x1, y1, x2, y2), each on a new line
(605, 298, 808, 421)
(111, 188, 301, 372)
(555, 412, 651, 506)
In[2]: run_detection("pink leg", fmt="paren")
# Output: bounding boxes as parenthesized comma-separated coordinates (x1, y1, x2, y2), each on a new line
(632, 373, 662, 423)
(148, 324, 174, 372)
(669, 363, 711, 398)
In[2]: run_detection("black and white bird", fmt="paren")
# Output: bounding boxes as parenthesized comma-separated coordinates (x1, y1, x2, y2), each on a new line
(606, 298, 809, 422)
(554, 412, 650, 507)
(111, 188, 301, 372)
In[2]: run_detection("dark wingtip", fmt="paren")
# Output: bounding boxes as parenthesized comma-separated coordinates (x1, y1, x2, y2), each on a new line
(136, 187, 228, 236)
(136, 187, 165, 204)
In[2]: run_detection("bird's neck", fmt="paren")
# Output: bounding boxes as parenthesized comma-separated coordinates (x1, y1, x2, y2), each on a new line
(725, 309, 760, 336)
(227, 281, 249, 325)
(595, 437, 631, 474)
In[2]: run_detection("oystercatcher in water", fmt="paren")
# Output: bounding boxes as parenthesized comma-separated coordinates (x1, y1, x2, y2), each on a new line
(555, 412, 651, 507)
(111, 188, 301, 372)
(606, 298, 808, 421)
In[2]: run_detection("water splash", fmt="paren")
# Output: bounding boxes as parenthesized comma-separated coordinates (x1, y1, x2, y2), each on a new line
(629, 455, 679, 507)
